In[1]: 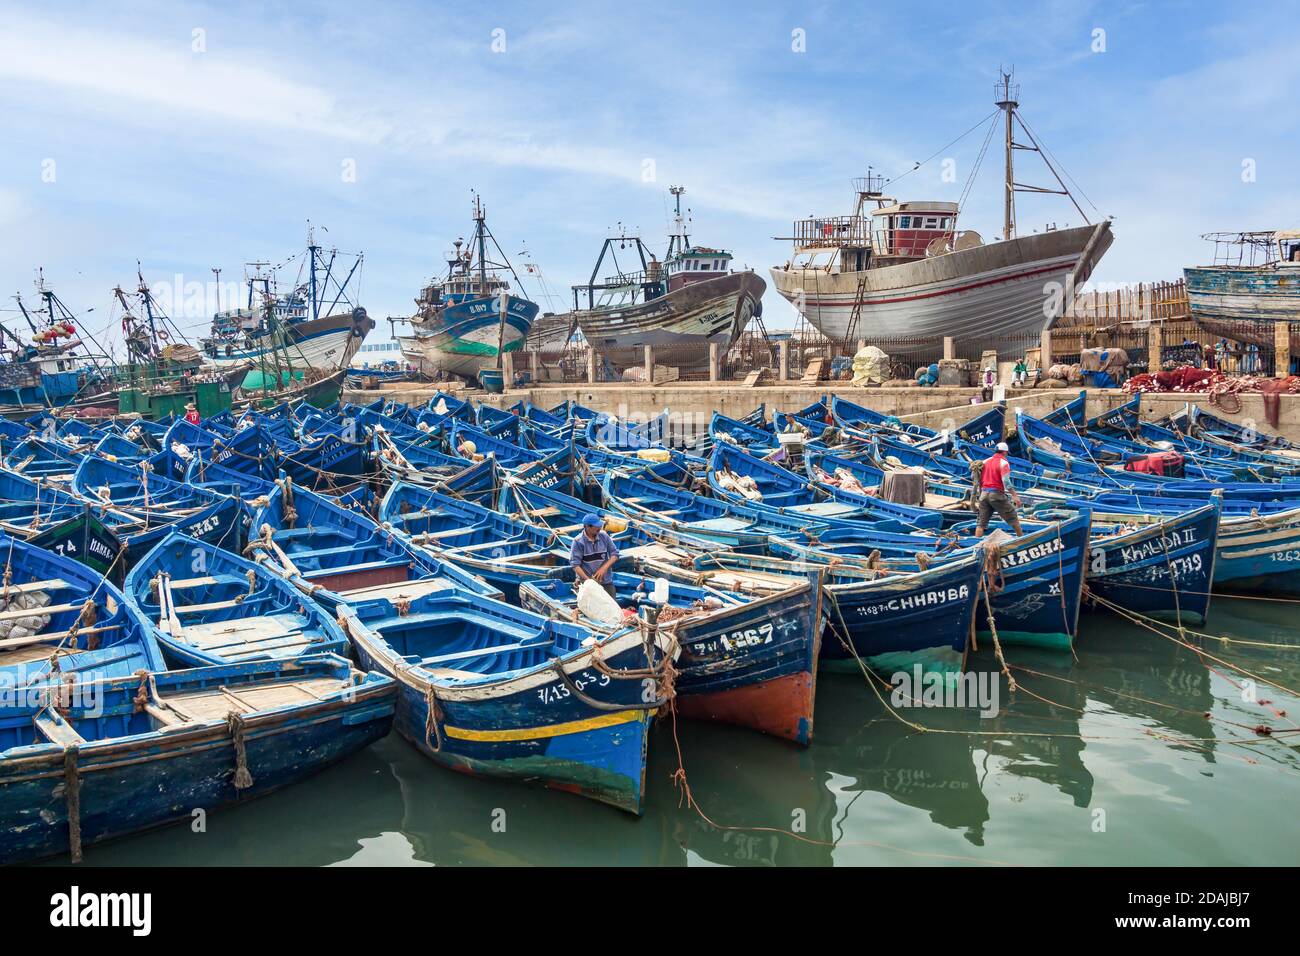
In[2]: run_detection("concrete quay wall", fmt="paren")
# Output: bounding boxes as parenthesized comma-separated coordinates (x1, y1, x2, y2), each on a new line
(343, 382, 1300, 443)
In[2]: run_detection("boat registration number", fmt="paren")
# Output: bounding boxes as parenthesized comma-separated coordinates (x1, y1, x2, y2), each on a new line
(720, 623, 774, 651)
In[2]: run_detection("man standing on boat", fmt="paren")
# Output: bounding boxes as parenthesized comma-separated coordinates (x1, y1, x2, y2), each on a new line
(974, 442, 1024, 538)
(572, 514, 619, 597)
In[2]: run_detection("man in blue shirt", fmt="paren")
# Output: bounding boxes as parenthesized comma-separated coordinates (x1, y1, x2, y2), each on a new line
(571, 514, 619, 597)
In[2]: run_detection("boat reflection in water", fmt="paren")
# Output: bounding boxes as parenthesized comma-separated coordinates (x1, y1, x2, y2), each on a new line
(67, 607, 1275, 867)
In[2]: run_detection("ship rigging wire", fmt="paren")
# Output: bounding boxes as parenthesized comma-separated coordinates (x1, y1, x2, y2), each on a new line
(883, 109, 999, 188)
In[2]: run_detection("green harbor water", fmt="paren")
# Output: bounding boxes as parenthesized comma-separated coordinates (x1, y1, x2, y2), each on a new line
(75, 598, 1300, 867)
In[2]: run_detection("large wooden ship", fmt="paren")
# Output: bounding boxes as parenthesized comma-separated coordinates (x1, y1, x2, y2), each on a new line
(398, 195, 539, 381)
(1185, 230, 1300, 348)
(201, 228, 372, 373)
(770, 73, 1112, 353)
(565, 186, 766, 373)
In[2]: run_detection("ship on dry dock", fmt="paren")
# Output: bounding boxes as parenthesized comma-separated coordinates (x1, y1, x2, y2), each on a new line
(770, 72, 1112, 353)
(565, 186, 766, 373)
(1185, 230, 1300, 348)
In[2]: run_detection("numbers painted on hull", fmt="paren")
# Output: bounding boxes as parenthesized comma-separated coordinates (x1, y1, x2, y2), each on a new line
(719, 622, 774, 651)
(536, 669, 610, 705)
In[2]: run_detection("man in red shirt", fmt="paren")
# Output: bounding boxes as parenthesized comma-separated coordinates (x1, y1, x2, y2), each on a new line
(183, 402, 201, 426)
(974, 441, 1023, 537)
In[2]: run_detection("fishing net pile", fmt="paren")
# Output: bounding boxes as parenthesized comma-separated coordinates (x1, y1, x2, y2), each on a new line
(714, 469, 762, 500)
(1124, 368, 1300, 395)
(0, 590, 52, 643)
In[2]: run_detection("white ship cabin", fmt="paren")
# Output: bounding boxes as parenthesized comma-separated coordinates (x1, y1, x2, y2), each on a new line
(350, 340, 403, 369)
(665, 247, 733, 291)
(786, 200, 958, 273)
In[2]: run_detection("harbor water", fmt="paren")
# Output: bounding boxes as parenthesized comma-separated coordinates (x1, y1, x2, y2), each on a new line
(65, 597, 1300, 867)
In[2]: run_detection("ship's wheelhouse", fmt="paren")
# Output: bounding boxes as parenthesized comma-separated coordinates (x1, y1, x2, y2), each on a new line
(870, 201, 959, 259)
(665, 247, 732, 292)
(1279, 231, 1300, 264)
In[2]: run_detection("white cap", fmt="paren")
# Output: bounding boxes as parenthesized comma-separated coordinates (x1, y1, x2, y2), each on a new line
(996, 441, 1009, 452)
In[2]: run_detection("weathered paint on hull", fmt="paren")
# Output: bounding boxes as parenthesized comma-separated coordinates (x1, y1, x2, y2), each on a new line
(1185, 264, 1300, 348)
(349, 633, 657, 815)
(821, 557, 981, 681)
(1214, 507, 1300, 595)
(575, 271, 765, 370)
(674, 670, 817, 745)
(1085, 503, 1220, 625)
(771, 222, 1111, 350)
(0, 668, 395, 863)
(385, 678, 653, 815)
(399, 295, 537, 379)
(664, 579, 822, 745)
(977, 515, 1090, 651)
(205, 310, 371, 372)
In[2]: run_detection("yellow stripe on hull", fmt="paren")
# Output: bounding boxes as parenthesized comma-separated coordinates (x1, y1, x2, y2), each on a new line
(443, 709, 651, 742)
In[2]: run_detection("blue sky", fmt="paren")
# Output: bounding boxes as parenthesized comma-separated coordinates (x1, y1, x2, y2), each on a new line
(1, 0, 1297, 347)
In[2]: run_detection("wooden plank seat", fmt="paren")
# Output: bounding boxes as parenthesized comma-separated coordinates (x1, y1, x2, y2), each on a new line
(0, 624, 121, 652)
(34, 710, 85, 747)
(302, 557, 410, 579)
(339, 578, 454, 601)
(444, 538, 528, 555)
(166, 574, 247, 590)
(413, 525, 482, 540)
(486, 550, 559, 565)
(417, 639, 553, 668)
(0, 601, 85, 624)
(282, 542, 381, 562)
(269, 528, 327, 541)
(161, 676, 348, 721)
(174, 597, 252, 614)
(0, 578, 73, 596)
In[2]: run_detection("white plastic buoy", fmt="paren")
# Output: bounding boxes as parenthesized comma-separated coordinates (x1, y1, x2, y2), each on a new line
(651, 577, 670, 605)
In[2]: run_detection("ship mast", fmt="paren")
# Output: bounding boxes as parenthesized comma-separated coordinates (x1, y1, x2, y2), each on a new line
(474, 194, 488, 296)
(995, 69, 1019, 241)
(993, 68, 1088, 240)
(667, 185, 689, 258)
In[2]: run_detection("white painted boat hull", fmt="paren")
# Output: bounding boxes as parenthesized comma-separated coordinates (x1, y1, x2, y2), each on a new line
(770, 223, 1112, 353)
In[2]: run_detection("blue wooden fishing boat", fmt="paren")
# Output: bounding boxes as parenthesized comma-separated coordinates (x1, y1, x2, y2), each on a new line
(828, 395, 1007, 449)
(767, 511, 1093, 652)
(72, 454, 229, 515)
(5, 436, 82, 479)
(448, 420, 575, 494)
(1031, 500, 1221, 624)
(0, 653, 395, 862)
(707, 411, 780, 453)
(579, 443, 701, 486)
(709, 443, 933, 529)
(1212, 505, 1300, 595)
(520, 568, 822, 744)
(379, 482, 568, 601)
(337, 590, 666, 813)
(248, 480, 498, 607)
(584, 411, 670, 453)
(200, 423, 368, 491)
(119, 492, 247, 565)
(601, 470, 836, 550)
(639, 547, 983, 679)
(124, 532, 350, 666)
(0, 470, 111, 538)
(1171, 403, 1300, 454)
(0, 533, 164, 686)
